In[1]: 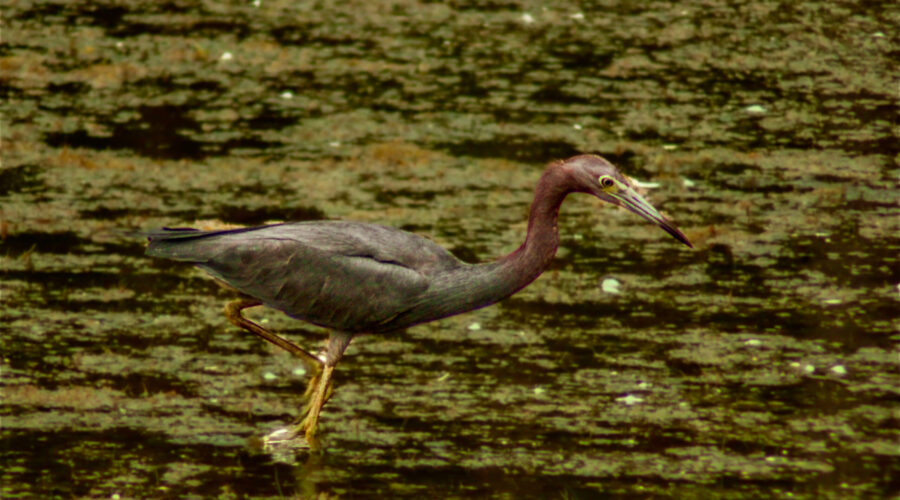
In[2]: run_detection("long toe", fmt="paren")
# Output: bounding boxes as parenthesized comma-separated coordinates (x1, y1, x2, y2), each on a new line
(257, 426, 316, 458)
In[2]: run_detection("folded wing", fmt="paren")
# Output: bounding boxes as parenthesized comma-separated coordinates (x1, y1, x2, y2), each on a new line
(146, 221, 464, 333)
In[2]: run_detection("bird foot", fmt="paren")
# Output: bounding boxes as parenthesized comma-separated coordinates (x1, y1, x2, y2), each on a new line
(255, 426, 321, 459)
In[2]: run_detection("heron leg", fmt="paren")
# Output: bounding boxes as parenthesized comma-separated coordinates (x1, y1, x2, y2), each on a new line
(296, 331, 352, 446)
(224, 298, 322, 374)
(224, 299, 352, 448)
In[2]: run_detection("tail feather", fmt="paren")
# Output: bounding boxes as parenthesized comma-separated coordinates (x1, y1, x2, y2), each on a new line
(145, 227, 203, 242)
(145, 225, 277, 262)
(145, 227, 224, 262)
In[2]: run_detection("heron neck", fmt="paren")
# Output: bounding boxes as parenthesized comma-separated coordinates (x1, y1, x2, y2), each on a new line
(497, 164, 570, 293)
(383, 164, 572, 331)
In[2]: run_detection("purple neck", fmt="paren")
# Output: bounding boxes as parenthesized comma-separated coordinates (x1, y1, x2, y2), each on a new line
(496, 163, 572, 293)
(385, 163, 574, 330)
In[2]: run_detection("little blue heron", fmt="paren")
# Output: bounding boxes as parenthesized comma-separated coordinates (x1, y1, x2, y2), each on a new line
(146, 154, 692, 448)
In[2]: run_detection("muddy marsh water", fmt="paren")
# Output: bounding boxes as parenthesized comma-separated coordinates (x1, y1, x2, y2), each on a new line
(2, 0, 898, 498)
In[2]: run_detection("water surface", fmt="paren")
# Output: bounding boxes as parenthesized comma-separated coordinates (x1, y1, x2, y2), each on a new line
(2, 0, 898, 498)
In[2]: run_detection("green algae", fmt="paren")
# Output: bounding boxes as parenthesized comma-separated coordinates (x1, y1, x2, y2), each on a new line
(2, 0, 899, 498)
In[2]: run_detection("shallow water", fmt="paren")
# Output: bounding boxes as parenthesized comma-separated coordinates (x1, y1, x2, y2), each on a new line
(2, 0, 899, 498)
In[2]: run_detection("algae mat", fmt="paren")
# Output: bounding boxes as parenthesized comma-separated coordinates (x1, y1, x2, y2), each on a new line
(2, 0, 898, 498)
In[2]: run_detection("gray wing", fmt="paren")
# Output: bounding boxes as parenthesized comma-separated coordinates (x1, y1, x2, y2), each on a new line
(146, 221, 464, 332)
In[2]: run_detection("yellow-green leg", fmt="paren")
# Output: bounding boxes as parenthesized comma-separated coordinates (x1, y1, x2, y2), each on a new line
(297, 364, 334, 447)
(225, 299, 352, 449)
(295, 331, 352, 447)
(224, 298, 323, 374)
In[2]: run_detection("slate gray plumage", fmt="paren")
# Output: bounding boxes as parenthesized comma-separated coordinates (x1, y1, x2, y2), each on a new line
(146, 154, 692, 448)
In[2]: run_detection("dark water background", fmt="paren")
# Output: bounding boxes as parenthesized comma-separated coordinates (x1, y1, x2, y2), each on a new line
(2, 0, 899, 498)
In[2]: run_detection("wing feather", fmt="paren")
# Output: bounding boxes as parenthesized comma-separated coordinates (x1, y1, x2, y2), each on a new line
(146, 221, 465, 332)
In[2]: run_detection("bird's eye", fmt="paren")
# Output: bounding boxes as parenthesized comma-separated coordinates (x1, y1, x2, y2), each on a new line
(599, 175, 617, 191)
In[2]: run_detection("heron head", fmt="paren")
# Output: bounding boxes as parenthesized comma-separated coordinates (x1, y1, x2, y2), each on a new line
(563, 154, 693, 248)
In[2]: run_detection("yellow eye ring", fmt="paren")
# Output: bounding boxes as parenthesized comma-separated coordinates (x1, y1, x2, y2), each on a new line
(599, 175, 616, 190)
